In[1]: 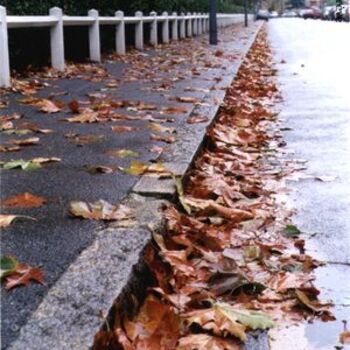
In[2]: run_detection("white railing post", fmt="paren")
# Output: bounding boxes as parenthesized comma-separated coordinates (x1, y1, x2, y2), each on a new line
(135, 11, 143, 50)
(115, 10, 125, 55)
(0, 6, 10, 88)
(192, 13, 197, 35)
(49, 7, 65, 71)
(88, 9, 101, 62)
(197, 13, 202, 35)
(171, 12, 178, 41)
(186, 12, 192, 37)
(179, 12, 185, 39)
(150, 11, 158, 46)
(162, 11, 169, 43)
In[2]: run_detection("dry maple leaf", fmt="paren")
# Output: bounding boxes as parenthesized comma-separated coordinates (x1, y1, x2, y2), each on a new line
(160, 106, 188, 115)
(7, 137, 40, 146)
(150, 133, 176, 144)
(177, 334, 241, 350)
(69, 200, 133, 221)
(3, 263, 44, 290)
(111, 125, 140, 133)
(1, 192, 46, 208)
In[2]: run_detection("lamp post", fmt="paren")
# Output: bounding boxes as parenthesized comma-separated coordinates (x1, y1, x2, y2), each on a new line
(209, 0, 217, 45)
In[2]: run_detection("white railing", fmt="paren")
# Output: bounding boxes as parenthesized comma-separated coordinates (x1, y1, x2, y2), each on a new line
(0, 6, 245, 87)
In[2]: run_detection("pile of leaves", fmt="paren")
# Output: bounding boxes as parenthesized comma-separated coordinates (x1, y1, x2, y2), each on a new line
(93, 29, 334, 350)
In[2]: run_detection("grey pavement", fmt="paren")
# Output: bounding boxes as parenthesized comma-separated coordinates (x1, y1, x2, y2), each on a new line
(268, 19, 350, 349)
(1, 21, 262, 349)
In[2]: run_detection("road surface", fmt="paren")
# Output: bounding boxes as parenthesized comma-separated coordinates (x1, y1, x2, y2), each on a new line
(268, 18, 350, 349)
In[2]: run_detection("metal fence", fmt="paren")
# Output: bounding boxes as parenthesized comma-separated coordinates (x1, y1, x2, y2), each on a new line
(0, 6, 247, 87)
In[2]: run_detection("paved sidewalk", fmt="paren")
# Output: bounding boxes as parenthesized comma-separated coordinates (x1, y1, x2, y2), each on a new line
(1, 21, 261, 349)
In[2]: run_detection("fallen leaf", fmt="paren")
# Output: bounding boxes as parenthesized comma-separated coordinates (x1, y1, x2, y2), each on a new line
(69, 200, 133, 221)
(177, 334, 241, 350)
(150, 133, 176, 144)
(111, 125, 140, 133)
(0, 214, 36, 228)
(186, 114, 209, 124)
(0, 146, 21, 153)
(148, 122, 176, 134)
(160, 106, 188, 114)
(176, 96, 200, 103)
(0, 256, 19, 278)
(1, 192, 46, 208)
(283, 224, 301, 238)
(65, 110, 99, 123)
(68, 100, 80, 113)
(7, 137, 40, 146)
(85, 165, 115, 174)
(315, 175, 336, 182)
(105, 149, 139, 158)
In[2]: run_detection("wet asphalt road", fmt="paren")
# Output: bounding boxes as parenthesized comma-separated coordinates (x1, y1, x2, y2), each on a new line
(269, 19, 350, 349)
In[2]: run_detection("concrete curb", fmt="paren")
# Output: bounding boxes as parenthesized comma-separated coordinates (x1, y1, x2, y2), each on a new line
(9, 21, 266, 350)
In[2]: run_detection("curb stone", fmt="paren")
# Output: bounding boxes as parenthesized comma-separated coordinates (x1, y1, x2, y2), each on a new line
(8, 21, 267, 350)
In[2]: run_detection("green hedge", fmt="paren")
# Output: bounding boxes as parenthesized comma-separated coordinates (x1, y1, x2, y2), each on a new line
(1, 0, 245, 16)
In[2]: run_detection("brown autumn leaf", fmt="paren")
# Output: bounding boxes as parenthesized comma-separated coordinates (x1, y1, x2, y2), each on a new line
(295, 289, 334, 317)
(3, 263, 44, 290)
(176, 96, 201, 103)
(7, 137, 40, 146)
(0, 146, 21, 153)
(150, 133, 176, 144)
(68, 100, 80, 113)
(65, 110, 99, 123)
(20, 98, 61, 113)
(186, 114, 209, 124)
(111, 125, 140, 133)
(177, 334, 241, 350)
(0, 214, 36, 228)
(65, 133, 105, 146)
(69, 200, 133, 221)
(160, 106, 188, 115)
(1, 192, 46, 208)
(148, 122, 176, 134)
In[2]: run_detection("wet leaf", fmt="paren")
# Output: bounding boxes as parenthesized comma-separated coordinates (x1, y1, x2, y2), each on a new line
(176, 96, 200, 103)
(0, 146, 21, 153)
(68, 99, 80, 113)
(177, 334, 241, 350)
(2, 261, 44, 290)
(3, 129, 32, 135)
(150, 133, 176, 144)
(20, 97, 61, 113)
(0, 214, 36, 228)
(65, 110, 99, 123)
(85, 165, 115, 174)
(283, 224, 301, 238)
(186, 114, 209, 124)
(148, 122, 176, 134)
(160, 106, 188, 114)
(0, 256, 19, 279)
(105, 149, 139, 158)
(69, 200, 133, 221)
(1, 192, 46, 208)
(2, 157, 60, 171)
(111, 125, 140, 133)
(7, 137, 40, 146)
(119, 160, 148, 175)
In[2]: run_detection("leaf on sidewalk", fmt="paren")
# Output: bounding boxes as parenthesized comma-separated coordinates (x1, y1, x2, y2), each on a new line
(20, 97, 62, 113)
(177, 334, 241, 350)
(69, 200, 133, 221)
(105, 149, 139, 158)
(150, 133, 176, 144)
(186, 114, 209, 124)
(7, 137, 40, 146)
(283, 224, 301, 238)
(0, 256, 44, 291)
(64, 110, 99, 123)
(160, 106, 188, 115)
(176, 96, 201, 103)
(1, 192, 46, 208)
(147, 122, 176, 134)
(0, 146, 21, 153)
(85, 165, 116, 174)
(0, 215, 36, 228)
(111, 125, 140, 133)
(2, 157, 60, 171)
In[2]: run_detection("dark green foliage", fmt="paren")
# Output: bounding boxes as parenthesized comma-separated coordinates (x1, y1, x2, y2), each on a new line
(0, 0, 244, 15)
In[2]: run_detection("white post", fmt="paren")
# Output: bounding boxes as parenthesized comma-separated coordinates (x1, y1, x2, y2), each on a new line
(0, 6, 10, 88)
(49, 7, 65, 71)
(162, 11, 169, 43)
(179, 12, 185, 39)
(186, 12, 192, 37)
(171, 12, 178, 41)
(88, 9, 101, 62)
(115, 11, 125, 55)
(197, 13, 202, 35)
(150, 11, 158, 46)
(192, 13, 197, 35)
(135, 11, 143, 50)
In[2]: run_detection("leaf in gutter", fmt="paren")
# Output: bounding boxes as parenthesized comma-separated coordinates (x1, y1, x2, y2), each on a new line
(283, 224, 301, 238)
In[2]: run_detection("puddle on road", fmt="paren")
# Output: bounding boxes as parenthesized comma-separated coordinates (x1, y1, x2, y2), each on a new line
(269, 251, 350, 350)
